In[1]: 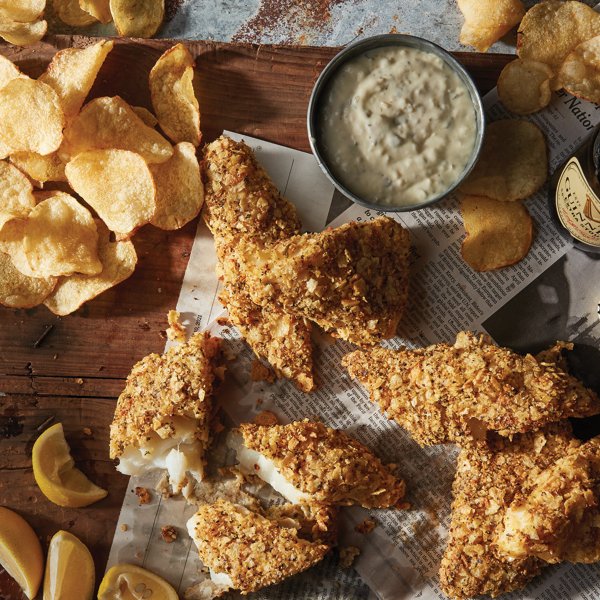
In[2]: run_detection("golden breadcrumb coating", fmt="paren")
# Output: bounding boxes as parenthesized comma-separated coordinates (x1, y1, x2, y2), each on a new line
(109, 332, 224, 459)
(498, 435, 600, 564)
(203, 135, 315, 392)
(440, 422, 579, 600)
(236, 216, 410, 346)
(265, 502, 338, 546)
(188, 499, 330, 594)
(343, 331, 600, 445)
(239, 420, 405, 508)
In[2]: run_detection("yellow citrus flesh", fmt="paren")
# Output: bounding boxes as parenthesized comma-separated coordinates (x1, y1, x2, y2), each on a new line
(98, 564, 179, 600)
(32, 422, 108, 508)
(0, 507, 44, 599)
(43, 530, 95, 600)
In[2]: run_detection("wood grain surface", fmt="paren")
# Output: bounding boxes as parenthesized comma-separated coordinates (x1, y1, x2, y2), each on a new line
(0, 35, 512, 598)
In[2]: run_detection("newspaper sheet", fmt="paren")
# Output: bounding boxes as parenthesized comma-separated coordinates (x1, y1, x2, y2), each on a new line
(108, 88, 600, 600)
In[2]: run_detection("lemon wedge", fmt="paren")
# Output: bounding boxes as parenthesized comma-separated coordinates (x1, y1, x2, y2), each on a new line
(43, 530, 95, 600)
(98, 564, 179, 600)
(32, 422, 108, 507)
(0, 506, 44, 599)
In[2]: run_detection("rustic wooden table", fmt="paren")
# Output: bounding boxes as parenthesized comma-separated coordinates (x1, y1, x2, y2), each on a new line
(0, 37, 510, 598)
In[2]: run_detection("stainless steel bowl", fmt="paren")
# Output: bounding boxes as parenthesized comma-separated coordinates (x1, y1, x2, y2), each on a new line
(307, 33, 485, 212)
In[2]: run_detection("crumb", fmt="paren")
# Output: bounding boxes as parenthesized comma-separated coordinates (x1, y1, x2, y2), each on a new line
(75, 377, 84, 385)
(158, 288, 162, 293)
(161, 525, 177, 543)
(355, 518, 377, 534)
(138, 320, 151, 331)
(135, 486, 151, 505)
(339, 546, 360, 568)
(52, 353, 58, 360)
(256, 398, 263, 406)
(166, 310, 187, 343)
(252, 410, 279, 427)
(159, 330, 168, 339)
(250, 359, 276, 383)
(120, 523, 128, 532)
(82, 427, 92, 436)
(217, 316, 231, 326)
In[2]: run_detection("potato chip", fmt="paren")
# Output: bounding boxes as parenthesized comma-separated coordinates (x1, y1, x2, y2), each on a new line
(10, 152, 66, 184)
(557, 35, 600, 105)
(23, 192, 101, 277)
(44, 220, 137, 315)
(518, 1, 600, 73)
(0, 161, 35, 230)
(0, 79, 64, 156)
(457, 0, 525, 52)
(79, 0, 111, 23)
(65, 149, 156, 236)
(131, 105, 158, 128)
(150, 142, 203, 230)
(53, 0, 96, 26)
(0, 0, 45, 22)
(461, 195, 533, 271)
(0, 251, 56, 309)
(459, 120, 547, 202)
(39, 40, 114, 118)
(498, 59, 554, 115)
(149, 43, 201, 146)
(110, 0, 164, 38)
(62, 96, 172, 164)
(0, 18, 47, 46)
(0, 55, 24, 91)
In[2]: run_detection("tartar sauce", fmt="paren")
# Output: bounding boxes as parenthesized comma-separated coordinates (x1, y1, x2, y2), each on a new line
(318, 45, 477, 207)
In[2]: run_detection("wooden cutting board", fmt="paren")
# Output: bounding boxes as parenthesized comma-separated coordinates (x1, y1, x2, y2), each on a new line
(0, 35, 512, 597)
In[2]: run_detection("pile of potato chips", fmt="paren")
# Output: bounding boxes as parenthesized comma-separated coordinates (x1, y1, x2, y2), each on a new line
(458, 120, 548, 271)
(0, 0, 47, 46)
(0, 40, 203, 314)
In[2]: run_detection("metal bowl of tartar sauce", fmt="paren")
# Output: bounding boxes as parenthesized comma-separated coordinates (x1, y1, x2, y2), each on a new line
(307, 34, 485, 212)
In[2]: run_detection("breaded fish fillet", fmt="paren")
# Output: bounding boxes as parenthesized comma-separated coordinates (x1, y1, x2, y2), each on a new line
(187, 498, 330, 595)
(235, 216, 410, 346)
(229, 420, 405, 508)
(343, 331, 600, 445)
(440, 422, 579, 600)
(109, 332, 224, 496)
(203, 135, 315, 392)
(498, 435, 600, 564)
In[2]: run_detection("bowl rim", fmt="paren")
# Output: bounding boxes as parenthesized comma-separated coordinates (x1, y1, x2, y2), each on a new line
(306, 33, 486, 213)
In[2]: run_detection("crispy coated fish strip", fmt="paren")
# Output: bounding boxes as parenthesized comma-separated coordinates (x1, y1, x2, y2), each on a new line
(343, 331, 600, 445)
(498, 435, 600, 564)
(440, 422, 579, 600)
(236, 217, 410, 346)
(203, 135, 315, 392)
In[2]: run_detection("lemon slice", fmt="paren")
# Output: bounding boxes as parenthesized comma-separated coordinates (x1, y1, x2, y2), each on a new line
(0, 507, 44, 599)
(32, 422, 108, 508)
(98, 564, 179, 600)
(43, 530, 94, 600)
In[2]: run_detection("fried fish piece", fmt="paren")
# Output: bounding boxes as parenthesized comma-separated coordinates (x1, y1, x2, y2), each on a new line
(235, 216, 410, 346)
(229, 420, 405, 508)
(343, 331, 600, 446)
(440, 422, 579, 600)
(109, 331, 224, 497)
(498, 435, 600, 564)
(203, 135, 315, 392)
(186, 498, 331, 595)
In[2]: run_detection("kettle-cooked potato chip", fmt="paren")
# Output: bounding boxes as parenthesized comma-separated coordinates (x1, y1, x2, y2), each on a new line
(0, 161, 35, 230)
(62, 96, 172, 164)
(131, 105, 158, 128)
(39, 40, 114, 118)
(149, 43, 201, 146)
(498, 58, 554, 115)
(0, 0, 45, 22)
(0, 251, 56, 309)
(22, 192, 102, 277)
(518, 0, 600, 74)
(461, 195, 533, 271)
(44, 220, 137, 315)
(65, 149, 156, 236)
(457, 0, 525, 52)
(459, 120, 547, 202)
(0, 56, 25, 92)
(53, 0, 96, 26)
(0, 79, 64, 156)
(150, 142, 203, 230)
(10, 152, 67, 184)
(558, 35, 600, 105)
(110, 0, 164, 38)
(0, 18, 47, 46)
(79, 0, 111, 23)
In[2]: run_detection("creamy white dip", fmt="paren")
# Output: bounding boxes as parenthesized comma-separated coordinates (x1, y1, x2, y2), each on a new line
(318, 45, 477, 207)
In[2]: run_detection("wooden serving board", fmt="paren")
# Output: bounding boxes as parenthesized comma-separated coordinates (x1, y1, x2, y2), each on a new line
(0, 35, 512, 598)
